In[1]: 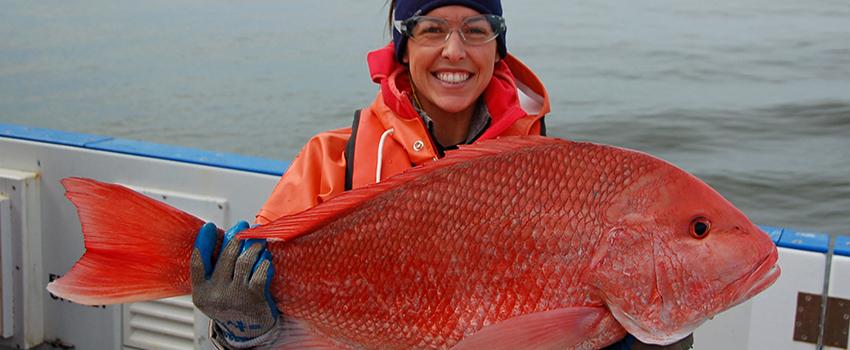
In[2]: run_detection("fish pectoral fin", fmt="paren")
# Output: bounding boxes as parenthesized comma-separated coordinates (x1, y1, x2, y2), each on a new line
(451, 307, 608, 350)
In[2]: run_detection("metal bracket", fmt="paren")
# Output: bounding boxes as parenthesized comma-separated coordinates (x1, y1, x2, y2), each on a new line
(825, 296, 850, 348)
(794, 292, 850, 348)
(794, 292, 821, 344)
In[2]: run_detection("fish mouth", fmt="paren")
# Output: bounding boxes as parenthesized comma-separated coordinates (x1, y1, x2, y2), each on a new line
(605, 247, 781, 346)
(729, 245, 781, 307)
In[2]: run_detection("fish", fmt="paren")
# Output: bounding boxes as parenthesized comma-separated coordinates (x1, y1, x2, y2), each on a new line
(47, 136, 780, 350)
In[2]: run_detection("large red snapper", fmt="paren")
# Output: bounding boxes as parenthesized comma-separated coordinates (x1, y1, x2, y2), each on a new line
(47, 136, 779, 349)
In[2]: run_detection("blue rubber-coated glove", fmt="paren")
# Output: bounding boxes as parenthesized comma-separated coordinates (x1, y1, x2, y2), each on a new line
(190, 221, 279, 345)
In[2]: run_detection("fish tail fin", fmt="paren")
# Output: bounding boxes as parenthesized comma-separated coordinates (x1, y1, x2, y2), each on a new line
(46, 177, 205, 305)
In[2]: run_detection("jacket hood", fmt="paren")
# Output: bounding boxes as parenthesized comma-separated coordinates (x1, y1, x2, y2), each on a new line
(366, 43, 550, 141)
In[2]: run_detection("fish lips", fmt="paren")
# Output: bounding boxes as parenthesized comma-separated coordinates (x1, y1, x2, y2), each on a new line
(726, 245, 781, 307)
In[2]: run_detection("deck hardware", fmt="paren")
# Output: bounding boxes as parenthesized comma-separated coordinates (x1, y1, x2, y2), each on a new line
(794, 292, 822, 344)
(794, 292, 850, 348)
(825, 296, 850, 348)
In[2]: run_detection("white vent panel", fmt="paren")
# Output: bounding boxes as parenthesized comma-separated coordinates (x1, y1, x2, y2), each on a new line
(123, 296, 195, 350)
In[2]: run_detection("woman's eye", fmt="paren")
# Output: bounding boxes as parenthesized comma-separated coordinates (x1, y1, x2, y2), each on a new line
(417, 26, 446, 35)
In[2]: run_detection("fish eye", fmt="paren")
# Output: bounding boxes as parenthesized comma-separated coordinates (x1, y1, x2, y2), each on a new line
(690, 217, 711, 239)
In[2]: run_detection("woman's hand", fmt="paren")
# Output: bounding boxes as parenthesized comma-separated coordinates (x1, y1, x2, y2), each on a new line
(190, 221, 279, 344)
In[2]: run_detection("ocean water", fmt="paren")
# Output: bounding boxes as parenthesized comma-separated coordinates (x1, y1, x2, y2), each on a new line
(2, 0, 849, 236)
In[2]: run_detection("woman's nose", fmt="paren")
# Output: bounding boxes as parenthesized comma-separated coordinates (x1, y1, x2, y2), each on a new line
(441, 31, 467, 61)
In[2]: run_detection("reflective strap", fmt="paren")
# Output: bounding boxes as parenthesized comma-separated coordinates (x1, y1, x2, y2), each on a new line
(376, 128, 395, 183)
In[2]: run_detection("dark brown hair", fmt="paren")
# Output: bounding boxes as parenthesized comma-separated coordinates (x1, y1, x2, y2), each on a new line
(387, 0, 398, 35)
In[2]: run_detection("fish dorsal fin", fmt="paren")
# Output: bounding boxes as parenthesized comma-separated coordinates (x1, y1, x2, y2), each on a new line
(451, 307, 608, 350)
(238, 136, 565, 241)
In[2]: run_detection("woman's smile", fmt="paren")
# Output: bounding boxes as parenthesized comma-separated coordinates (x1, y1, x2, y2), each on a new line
(434, 71, 473, 85)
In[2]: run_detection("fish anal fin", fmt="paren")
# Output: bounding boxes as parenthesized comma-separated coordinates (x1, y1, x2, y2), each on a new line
(451, 307, 608, 350)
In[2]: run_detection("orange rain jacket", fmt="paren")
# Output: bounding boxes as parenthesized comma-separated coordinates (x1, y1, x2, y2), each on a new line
(255, 44, 551, 225)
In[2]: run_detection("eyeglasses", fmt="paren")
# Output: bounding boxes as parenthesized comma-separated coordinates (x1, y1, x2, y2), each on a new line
(394, 14, 506, 47)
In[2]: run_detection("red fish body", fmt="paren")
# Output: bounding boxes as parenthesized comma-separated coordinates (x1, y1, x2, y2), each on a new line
(48, 136, 779, 349)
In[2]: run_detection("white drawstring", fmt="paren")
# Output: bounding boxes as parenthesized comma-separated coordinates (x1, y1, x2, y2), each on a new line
(376, 128, 395, 183)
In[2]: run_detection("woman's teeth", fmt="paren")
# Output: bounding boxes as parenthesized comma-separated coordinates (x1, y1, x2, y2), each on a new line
(435, 72, 470, 84)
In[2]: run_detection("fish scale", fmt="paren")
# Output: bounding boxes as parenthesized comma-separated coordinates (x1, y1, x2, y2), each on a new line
(48, 136, 780, 350)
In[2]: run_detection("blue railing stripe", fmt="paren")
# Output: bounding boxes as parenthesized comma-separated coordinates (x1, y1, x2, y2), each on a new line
(777, 229, 831, 254)
(836, 236, 850, 257)
(0, 123, 288, 176)
(0, 124, 113, 147)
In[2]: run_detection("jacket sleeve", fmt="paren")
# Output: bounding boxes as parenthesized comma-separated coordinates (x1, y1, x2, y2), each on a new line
(255, 127, 352, 225)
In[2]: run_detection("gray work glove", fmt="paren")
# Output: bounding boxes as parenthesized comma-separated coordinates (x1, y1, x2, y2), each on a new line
(191, 221, 279, 345)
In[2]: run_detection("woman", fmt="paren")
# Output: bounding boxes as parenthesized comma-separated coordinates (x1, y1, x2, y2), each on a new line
(190, 1, 691, 349)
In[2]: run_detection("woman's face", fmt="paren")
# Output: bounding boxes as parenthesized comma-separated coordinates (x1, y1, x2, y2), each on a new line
(403, 5, 499, 117)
